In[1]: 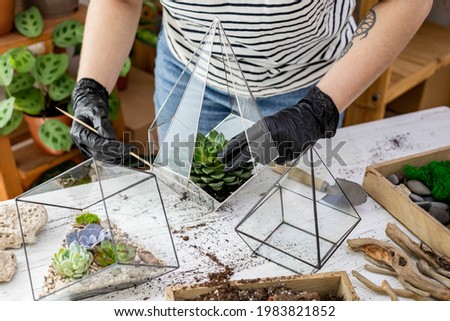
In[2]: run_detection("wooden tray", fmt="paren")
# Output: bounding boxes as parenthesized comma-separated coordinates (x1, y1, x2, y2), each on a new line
(364, 146, 450, 256)
(165, 271, 359, 301)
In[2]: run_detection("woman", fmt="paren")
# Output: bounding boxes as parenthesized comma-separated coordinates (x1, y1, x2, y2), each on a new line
(70, 0, 432, 166)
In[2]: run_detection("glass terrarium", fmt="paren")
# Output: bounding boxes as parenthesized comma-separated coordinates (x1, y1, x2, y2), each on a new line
(15, 159, 179, 300)
(235, 147, 361, 274)
(148, 18, 278, 212)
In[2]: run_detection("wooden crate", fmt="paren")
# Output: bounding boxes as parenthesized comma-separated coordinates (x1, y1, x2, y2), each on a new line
(364, 146, 450, 256)
(165, 271, 359, 301)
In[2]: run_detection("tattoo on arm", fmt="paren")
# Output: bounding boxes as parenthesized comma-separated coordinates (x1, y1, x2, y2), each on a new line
(340, 8, 377, 57)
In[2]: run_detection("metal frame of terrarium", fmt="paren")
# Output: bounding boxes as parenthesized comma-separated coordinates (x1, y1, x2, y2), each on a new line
(235, 147, 361, 274)
(148, 17, 279, 212)
(16, 158, 179, 301)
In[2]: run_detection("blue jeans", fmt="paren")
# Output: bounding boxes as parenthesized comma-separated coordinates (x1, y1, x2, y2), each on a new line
(153, 28, 343, 138)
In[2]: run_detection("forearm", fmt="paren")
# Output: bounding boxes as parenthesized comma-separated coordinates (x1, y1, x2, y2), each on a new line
(317, 0, 432, 112)
(77, 0, 142, 92)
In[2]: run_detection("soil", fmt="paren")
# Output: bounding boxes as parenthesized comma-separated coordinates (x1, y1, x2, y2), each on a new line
(202, 183, 243, 203)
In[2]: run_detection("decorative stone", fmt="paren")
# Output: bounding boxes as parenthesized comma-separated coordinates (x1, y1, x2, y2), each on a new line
(0, 203, 48, 250)
(416, 201, 431, 210)
(428, 206, 450, 225)
(406, 180, 431, 196)
(409, 193, 424, 202)
(0, 251, 17, 283)
(430, 202, 449, 211)
(423, 196, 435, 202)
(387, 174, 400, 185)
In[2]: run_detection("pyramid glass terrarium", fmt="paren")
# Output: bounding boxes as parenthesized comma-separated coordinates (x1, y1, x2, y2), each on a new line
(16, 159, 178, 301)
(148, 18, 278, 211)
(236, 147, 361, 274)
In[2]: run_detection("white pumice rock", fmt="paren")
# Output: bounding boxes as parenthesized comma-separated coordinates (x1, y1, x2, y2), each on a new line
(0, 251, 17, 283)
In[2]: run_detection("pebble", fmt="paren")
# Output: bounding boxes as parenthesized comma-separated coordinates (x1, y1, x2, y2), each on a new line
(387, 174, 400, 185)
(406, 180, 431, 196)
(430, 202, 449, 211)
(409, 193, 424, 202)
(416, 202, 431, 210)
(182, 235, 190, 241)
(422, 196, 435, 202)
(428, 206, 450, 225)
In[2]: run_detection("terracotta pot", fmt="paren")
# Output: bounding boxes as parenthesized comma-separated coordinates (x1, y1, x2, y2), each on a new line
(0, 0, 16, 36)
(23, 0, 79, 19)
(23, 114, 72, 155)
(116, 76, 129, 91)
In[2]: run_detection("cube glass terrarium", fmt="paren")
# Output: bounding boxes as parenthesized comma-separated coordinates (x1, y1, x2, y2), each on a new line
(16, 159, 178, 300)
(236, 147, 361, 274)
(149, 18, 278, 211)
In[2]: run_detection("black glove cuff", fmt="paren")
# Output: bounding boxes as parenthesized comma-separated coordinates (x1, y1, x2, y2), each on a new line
(300, 86, 340, 138)
(72, 78, 109, 109)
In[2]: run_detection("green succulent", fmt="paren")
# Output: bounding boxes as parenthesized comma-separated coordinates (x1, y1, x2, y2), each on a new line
(190, 130, 253, 192)
(52, 241, 93, 279)
(75, 213, 101, 226)
(93, 240, 137, 267)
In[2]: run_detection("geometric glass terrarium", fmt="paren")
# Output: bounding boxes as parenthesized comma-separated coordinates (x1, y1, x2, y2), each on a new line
(236, 147, 361, 275)
(15, 159, 178, 300)
(149, 18, 278, 212)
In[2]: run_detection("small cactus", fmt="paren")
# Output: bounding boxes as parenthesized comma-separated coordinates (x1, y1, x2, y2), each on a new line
(93, 240, 136, 267)
(52, 242, 93, 279)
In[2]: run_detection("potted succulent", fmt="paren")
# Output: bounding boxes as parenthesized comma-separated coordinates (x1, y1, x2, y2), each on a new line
(190, 130, 253, 202)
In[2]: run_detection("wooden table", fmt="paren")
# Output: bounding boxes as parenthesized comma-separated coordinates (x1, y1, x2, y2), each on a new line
(1, 107, 449, 301)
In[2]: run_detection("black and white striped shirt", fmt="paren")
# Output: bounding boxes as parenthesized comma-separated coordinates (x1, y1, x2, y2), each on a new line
(161, 0, 356, 97)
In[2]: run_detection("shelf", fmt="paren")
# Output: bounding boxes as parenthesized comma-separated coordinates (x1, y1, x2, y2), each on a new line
(0, 5, 87, 54)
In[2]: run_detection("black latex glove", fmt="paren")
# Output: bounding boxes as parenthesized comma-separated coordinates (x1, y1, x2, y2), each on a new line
(221, 86, 340, 172)
(70, 78, 131, 164)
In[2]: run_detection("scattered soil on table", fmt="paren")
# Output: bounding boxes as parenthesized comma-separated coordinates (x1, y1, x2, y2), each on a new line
(202, 183, 243, 203)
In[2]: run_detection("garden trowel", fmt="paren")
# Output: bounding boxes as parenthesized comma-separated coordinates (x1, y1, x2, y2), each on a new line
(271, 164, 367, 206)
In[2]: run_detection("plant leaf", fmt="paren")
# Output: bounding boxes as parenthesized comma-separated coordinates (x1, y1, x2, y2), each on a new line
(238, 171, 253, 180)
(208, 181, 224, 191)
(38, 119, 72, 151)
(0, 110, 23, 136)
(7, 72, 35, 94)
(108, 90, 120, 121)
(32, 54, 69, 86)
(222, 176, 236, 183)
(201, 167, 216, 175)
(67, 101, 74, 115)
(7, 47, 36, 73)
(190, 175, 203, 183)
(14, 87, 43, 115)
(207, 130, 218, 142)
(119, 57, 132, 77)
(75, 24, 84, 43)
(52, 19, 84, 48)
(225, 178, 242, 186)
(200, 176, 215, 184)
(210, 173, 225, 180)
(0, 98, 15, 128)
(49, 74, 76, 101)
(14, 6, 44, 38)
(0, 54, 14, 87)
(228, 169, 243, 177)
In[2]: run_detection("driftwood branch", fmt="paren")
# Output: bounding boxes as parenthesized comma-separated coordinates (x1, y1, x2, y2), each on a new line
(347, 238, 450, 300)
(385, 223, 450, 271)
(417, 259, 450, 289)
(398, 277, 431, 298)
(381, 280, 398, 301)
(364, 264, 398, 277)
(364, 255, 395, 271)
(351, 270, 429, 301)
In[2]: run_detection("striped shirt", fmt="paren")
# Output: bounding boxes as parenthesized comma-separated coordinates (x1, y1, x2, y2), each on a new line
(160, 0, 356, 97)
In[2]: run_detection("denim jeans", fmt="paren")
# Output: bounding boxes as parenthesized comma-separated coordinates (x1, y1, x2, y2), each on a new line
(153, 27, 343, 138)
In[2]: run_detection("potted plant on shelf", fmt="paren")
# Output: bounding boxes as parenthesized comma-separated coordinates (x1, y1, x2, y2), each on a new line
(22, 0, 79, 19)
(0, 13, 125, 155)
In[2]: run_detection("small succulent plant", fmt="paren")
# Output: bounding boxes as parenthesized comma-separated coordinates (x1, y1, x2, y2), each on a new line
(52, 241, 93, 279)
(93, 240, 137, 267)
(190, 130, 253, 192)
(75, 212, 100, 226)
(66, 224, 110, 249)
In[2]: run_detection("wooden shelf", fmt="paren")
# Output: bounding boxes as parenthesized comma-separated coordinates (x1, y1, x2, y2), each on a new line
(0, 5, 87, 54)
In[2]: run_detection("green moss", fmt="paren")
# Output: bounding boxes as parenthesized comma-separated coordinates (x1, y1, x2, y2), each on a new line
(403, 160, 450, 203)
(75, 212, 100, 226)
